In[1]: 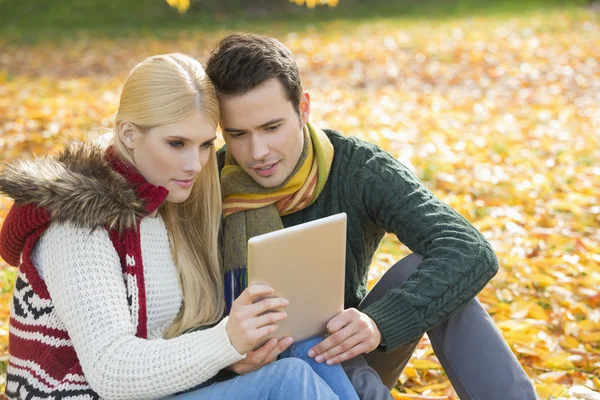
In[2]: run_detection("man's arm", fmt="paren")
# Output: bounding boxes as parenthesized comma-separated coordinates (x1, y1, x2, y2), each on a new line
(356, 145, 499, 352)
(309, 139, 498, 364)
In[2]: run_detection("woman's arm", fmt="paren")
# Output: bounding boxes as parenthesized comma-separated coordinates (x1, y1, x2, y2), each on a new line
(34, 222, 245, 400)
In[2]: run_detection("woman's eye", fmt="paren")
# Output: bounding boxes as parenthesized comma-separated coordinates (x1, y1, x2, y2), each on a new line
(169, 141, 185, 148)
(201, 142, 215, 149)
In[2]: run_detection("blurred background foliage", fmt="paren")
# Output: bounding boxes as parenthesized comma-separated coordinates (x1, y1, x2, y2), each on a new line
(1, 0, 600, 398)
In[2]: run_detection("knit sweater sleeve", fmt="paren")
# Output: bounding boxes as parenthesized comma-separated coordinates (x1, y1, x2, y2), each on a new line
(352, 143, 499, 351)
(34, 222, 245, 400)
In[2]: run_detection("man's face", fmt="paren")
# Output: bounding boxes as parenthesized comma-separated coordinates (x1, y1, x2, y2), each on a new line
(219, 79, 310, 188)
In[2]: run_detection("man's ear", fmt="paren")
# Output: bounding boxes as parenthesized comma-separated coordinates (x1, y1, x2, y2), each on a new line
(299, 92, 311, 126)
(118, 121, 137, 150)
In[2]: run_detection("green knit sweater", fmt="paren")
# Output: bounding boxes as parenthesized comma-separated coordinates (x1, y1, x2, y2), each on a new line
(217, 129, 499, 352)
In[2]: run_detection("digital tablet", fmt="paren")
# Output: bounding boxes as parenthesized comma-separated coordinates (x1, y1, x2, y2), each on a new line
(247, 213, 347, 347)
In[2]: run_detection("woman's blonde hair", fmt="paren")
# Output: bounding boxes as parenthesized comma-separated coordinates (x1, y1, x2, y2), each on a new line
(112, 53, 224, 338)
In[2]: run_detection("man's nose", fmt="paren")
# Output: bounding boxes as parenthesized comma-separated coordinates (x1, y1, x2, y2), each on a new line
(251, 135, 270, 161)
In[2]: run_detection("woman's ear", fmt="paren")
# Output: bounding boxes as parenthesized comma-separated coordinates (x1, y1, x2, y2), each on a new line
(118, 122, 136, 149)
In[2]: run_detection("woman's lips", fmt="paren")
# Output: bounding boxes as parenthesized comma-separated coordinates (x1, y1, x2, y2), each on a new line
(173, 178, 194, 188)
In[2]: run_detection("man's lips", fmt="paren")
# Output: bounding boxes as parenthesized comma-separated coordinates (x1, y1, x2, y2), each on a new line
(252, 161, 280, 177)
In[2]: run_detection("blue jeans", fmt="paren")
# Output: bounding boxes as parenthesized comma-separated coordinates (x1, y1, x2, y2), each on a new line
(279, 336, 359, 400)
(169, 337, 358, 399)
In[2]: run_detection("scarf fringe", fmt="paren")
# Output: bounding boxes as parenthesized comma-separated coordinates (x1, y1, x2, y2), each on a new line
(224, 266, 247, 313)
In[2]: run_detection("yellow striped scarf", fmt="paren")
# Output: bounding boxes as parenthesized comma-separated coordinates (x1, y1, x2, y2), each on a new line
(223, 138, 319, 217)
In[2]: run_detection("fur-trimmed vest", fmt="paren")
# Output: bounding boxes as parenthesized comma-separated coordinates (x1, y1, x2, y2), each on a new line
(0, 143, 168, 399)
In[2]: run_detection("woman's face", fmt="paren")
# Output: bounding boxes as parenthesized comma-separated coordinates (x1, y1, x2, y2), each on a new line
(119, 111, 217, 203)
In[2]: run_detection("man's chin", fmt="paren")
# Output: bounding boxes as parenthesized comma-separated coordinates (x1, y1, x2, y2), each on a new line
(251, 173, 284, 189)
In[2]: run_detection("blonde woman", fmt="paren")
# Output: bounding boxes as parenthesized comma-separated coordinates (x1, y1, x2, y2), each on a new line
(0, 54, 352, 399)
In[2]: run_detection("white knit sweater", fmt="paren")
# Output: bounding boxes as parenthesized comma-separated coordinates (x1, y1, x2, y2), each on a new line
(31, 217, 245, 400)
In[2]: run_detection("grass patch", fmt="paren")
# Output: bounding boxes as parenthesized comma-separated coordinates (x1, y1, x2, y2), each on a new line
(0, 0, 592, 43)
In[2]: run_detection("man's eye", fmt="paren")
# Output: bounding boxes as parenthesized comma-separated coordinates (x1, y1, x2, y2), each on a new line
(169, 141, 185, 148)
(266, 124, 281, 132)
(231, 132, 246, 138)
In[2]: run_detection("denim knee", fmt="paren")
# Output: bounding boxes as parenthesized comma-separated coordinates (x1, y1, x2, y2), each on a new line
(277, 357, 313, 378)
(274, 358, 337, 398)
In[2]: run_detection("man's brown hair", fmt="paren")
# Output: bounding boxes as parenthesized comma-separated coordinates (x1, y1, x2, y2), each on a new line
(206, 33, 303, 112)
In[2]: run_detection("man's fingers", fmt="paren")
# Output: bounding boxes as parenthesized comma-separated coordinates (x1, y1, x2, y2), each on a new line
(307, 309, 381, 364)
(309, 324, 355, 358)
(325, 342, 370, 366)
(315, 330, 363, 363)
(326, 309, 357, 334)
(306, 310, 352, 357)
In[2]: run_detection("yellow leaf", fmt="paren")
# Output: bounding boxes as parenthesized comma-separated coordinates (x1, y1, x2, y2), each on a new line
(510, 300, 531, 319)
(392, 390, 450, 399)
(543, 352, 575, 370)
(535, 383, 567, 399)
(165, 0, 190, 14)
(577, 320, 600, 331)
(550, 200, 583, 215)
(560, 335, 579, 349)
(515, 346, 550, 358)
(530, 273, 556, 288)
(527, 303, 548, 320)
(408, 359, 442, 370)
(580, 331, 600, 342)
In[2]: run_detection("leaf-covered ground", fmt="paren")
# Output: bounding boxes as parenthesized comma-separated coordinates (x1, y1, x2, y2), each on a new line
(1, 8, 599, 399)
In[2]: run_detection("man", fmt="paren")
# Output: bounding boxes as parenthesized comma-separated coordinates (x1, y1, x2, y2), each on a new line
(206, 33, 536, 399)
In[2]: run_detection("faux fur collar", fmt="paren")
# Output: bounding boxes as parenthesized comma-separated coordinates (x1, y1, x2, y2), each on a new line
(0, 142, 147, 232)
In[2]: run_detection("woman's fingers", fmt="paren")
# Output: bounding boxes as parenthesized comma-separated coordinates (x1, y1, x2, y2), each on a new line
(251, 310, 288, 330)
(248, 338, 279, 363)
(236, 285, 275, 306)
(246, 297, 289, 317)
(227, 285, 289, 354)
(252, 323, 280, 341)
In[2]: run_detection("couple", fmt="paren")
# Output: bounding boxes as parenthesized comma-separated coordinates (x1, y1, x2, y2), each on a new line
(0, 33, 536, 399)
